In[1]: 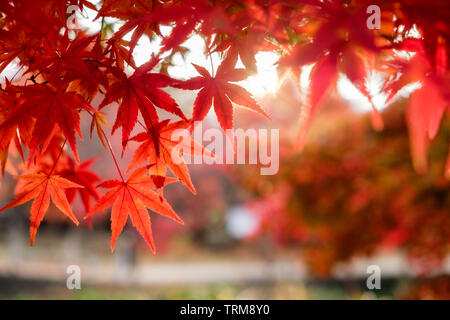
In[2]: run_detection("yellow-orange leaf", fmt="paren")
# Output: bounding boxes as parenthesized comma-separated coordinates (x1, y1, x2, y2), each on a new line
(86, 167, 183, 252)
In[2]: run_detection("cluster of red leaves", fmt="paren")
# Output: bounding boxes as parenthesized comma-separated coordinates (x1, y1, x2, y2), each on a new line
(0, 0, 449, 252)
(0, 0, 269, 250)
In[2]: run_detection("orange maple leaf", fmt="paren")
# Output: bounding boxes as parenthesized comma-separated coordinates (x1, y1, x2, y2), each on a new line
(86, 167, 183, 252)
(127, 120, 214, 194)
(0, 173, 83, 245)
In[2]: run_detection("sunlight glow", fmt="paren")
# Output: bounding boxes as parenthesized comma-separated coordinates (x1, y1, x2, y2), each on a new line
(80, 7, 280, 97)
(238, 52, 280, 96)
(167, 36, 280, 97)
(337, 73, 388, 113)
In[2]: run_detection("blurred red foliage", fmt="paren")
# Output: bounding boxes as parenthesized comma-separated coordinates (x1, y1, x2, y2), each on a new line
(234, 102, 449, 280)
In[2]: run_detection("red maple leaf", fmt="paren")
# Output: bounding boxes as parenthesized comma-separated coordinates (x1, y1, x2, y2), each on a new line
(0, 81, 29, 162)
(174, 52, 270, 132)
(212, 28, 278, 73)
(26, 33, 99, 83)
(100, 57, 187, 148)
(0, 83, 94, 161)
(296, 54, 338, 149)
(408, 79, 448, 173)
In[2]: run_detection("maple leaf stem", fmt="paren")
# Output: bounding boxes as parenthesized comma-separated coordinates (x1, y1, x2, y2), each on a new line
(99, 124, 125, 182)
(105, 133, 125, 182)
(100, 16, 105, 39)
(84, 58, 109, 68)
(208, 51, 215, 78)
(48, 139, 66, 176)
(87, 110, 125, 182)
(10, 65, 25, 82)
(137, 119, 148, 132)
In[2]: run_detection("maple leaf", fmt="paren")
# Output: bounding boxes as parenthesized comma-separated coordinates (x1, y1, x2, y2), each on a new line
(173, 52, 270, 132)
(296, 54, 338, 150)
(0, 84, 94, 162)
(27, 33, 99, 83)
(104, 38, 137, 69)
(234, 1, 296, 45)
(0, 81, 29, 160)
(96, 0, 159, 23)
(127, 120, 213, 194)
(37, 0, 96, 28)
(381, 40, 428, 104)
(0, 28, 40, 73)
(66, 36, 110, 101)
(278, 4, 384, 149)
(86, 167, 183, 252)
(100, 57, 187, 148)
(101, 1, 167, 58)
(90, 110, 110, 150)
(0, 173, 83, 245)
(107, 1, 219, 58)
(407, 79, 448, 174)
(339, 46, 383, 131)
(212, 28, 278, 73)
